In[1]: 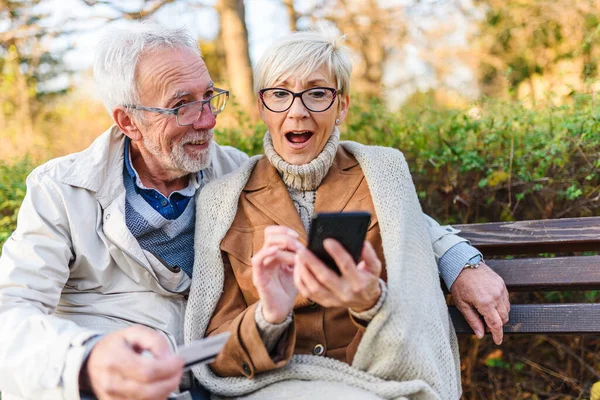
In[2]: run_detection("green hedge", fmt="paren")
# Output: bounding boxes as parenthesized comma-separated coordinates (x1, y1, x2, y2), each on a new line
(0, 158, 31, 249)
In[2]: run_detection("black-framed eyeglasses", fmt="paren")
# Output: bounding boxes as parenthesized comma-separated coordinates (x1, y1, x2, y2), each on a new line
(259, 87, 337, 113)
(125, 88, 229, 126)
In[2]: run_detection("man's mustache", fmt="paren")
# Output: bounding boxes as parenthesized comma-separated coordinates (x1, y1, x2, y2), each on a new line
(180, 129, 214, 145)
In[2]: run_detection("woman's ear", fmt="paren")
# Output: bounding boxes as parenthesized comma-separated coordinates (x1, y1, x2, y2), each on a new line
(336, 93, 350, 125)
(113, 107, 143, 141)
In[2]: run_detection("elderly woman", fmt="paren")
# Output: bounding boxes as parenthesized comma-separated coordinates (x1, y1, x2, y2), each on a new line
(184, 32, 461, 400)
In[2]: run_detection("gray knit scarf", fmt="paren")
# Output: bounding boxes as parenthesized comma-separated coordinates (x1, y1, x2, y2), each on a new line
(263, 128, 339, 232)
(263, 127, 340, 191)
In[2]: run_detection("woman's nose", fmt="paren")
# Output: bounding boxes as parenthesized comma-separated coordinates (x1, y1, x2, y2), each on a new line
(287, 96, 310, 119)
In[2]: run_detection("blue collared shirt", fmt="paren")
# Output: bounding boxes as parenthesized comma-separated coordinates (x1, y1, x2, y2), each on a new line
(439, 242, 483, 289)
(124, 138, 202, 220)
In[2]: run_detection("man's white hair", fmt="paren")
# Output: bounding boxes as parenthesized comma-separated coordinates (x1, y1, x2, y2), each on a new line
(253, 29, 352, 95)
(93, 22, 201, 116)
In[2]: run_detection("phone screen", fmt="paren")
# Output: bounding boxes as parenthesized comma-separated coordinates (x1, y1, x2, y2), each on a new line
(307, 212, 371, 274)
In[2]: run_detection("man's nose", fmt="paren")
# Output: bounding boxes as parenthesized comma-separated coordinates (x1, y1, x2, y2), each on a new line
(193, 103, 217, 130)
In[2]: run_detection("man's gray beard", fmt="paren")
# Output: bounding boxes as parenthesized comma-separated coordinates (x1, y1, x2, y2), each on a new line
(144, 129, 213, 177)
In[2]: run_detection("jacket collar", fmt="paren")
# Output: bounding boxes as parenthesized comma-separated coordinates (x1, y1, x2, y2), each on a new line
(243, 145, 363, 240)
(60, 125, 126, 209)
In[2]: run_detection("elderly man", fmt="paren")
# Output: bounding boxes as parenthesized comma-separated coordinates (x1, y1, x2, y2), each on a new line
(0, 23, 508, 400)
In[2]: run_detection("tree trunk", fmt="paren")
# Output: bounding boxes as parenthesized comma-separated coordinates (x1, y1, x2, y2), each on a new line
(334, 0, 389, 98)
(8, 44, 34, 138)
(283, 0, 298, 31)
(216, 0, 257, 121)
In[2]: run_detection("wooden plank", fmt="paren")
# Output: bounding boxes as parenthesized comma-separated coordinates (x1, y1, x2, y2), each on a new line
(450, 304, 600, 334)
(455, 217, 600, 255)
(485, 256, 600, 291)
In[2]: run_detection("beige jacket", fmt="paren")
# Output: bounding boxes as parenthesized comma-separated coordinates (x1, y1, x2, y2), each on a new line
(0, 126, 248, 400)
(205, 149, 386, 378)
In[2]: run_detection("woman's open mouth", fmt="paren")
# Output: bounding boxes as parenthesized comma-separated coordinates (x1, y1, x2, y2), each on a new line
(285, 131, 314, 149)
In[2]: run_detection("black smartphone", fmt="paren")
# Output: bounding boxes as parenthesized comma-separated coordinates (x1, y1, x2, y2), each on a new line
(307, 212, 371, 274)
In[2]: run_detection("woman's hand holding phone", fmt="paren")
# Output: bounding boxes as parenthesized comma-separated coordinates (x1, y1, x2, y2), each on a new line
(294, 239, 382, 312)
(251, 226, 302, 324)
(252, 220, 383, 322)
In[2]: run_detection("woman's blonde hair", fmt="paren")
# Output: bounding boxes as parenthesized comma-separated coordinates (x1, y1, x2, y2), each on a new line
(253, 30, 352, 95)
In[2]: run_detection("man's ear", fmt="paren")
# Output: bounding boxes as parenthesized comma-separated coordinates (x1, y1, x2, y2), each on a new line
(113, 107, 143, 141)
(336, 93, 350, 125)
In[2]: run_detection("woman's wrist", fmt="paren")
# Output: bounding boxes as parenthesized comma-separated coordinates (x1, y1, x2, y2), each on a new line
(261, 301, 292, 324)
(350, 279, 387, 317)
(352, 282, 382, 313)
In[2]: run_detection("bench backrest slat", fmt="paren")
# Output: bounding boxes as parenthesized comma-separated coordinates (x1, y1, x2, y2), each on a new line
(486, 256, 600, 291)
(450, 304, 600, 334)
(455, 216, 600, 255)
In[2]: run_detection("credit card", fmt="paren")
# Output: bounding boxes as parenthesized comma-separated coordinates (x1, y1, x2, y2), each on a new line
(177, 332, 231, 370)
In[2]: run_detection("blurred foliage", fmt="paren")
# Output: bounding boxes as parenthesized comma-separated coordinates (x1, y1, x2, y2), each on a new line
(475, 0, 600, 102)
(0, 0, 73, 140)
(0, 159, 31, 246)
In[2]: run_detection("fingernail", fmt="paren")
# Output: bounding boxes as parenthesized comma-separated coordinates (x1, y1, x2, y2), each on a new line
(140, 349, 154, 359)
(288, 229, 299, 237)
(475, 330, 483, 339)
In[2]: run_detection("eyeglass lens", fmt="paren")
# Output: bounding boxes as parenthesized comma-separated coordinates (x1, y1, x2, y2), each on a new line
(177, 92, 228, 125)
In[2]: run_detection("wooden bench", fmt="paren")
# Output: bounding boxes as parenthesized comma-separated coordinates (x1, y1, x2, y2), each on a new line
(448, 216, 600, 334)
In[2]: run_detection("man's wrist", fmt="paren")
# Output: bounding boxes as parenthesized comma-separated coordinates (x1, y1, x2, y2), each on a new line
(439, 242, 482, 289)
(78, 335, 102, 394)
(79, 359, 92, 393)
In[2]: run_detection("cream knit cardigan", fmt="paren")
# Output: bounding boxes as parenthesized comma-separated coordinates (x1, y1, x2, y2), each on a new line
(184, 141, 461, 400)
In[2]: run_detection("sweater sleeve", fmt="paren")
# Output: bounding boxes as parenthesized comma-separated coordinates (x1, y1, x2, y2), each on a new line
(254, 301, 293, 354)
